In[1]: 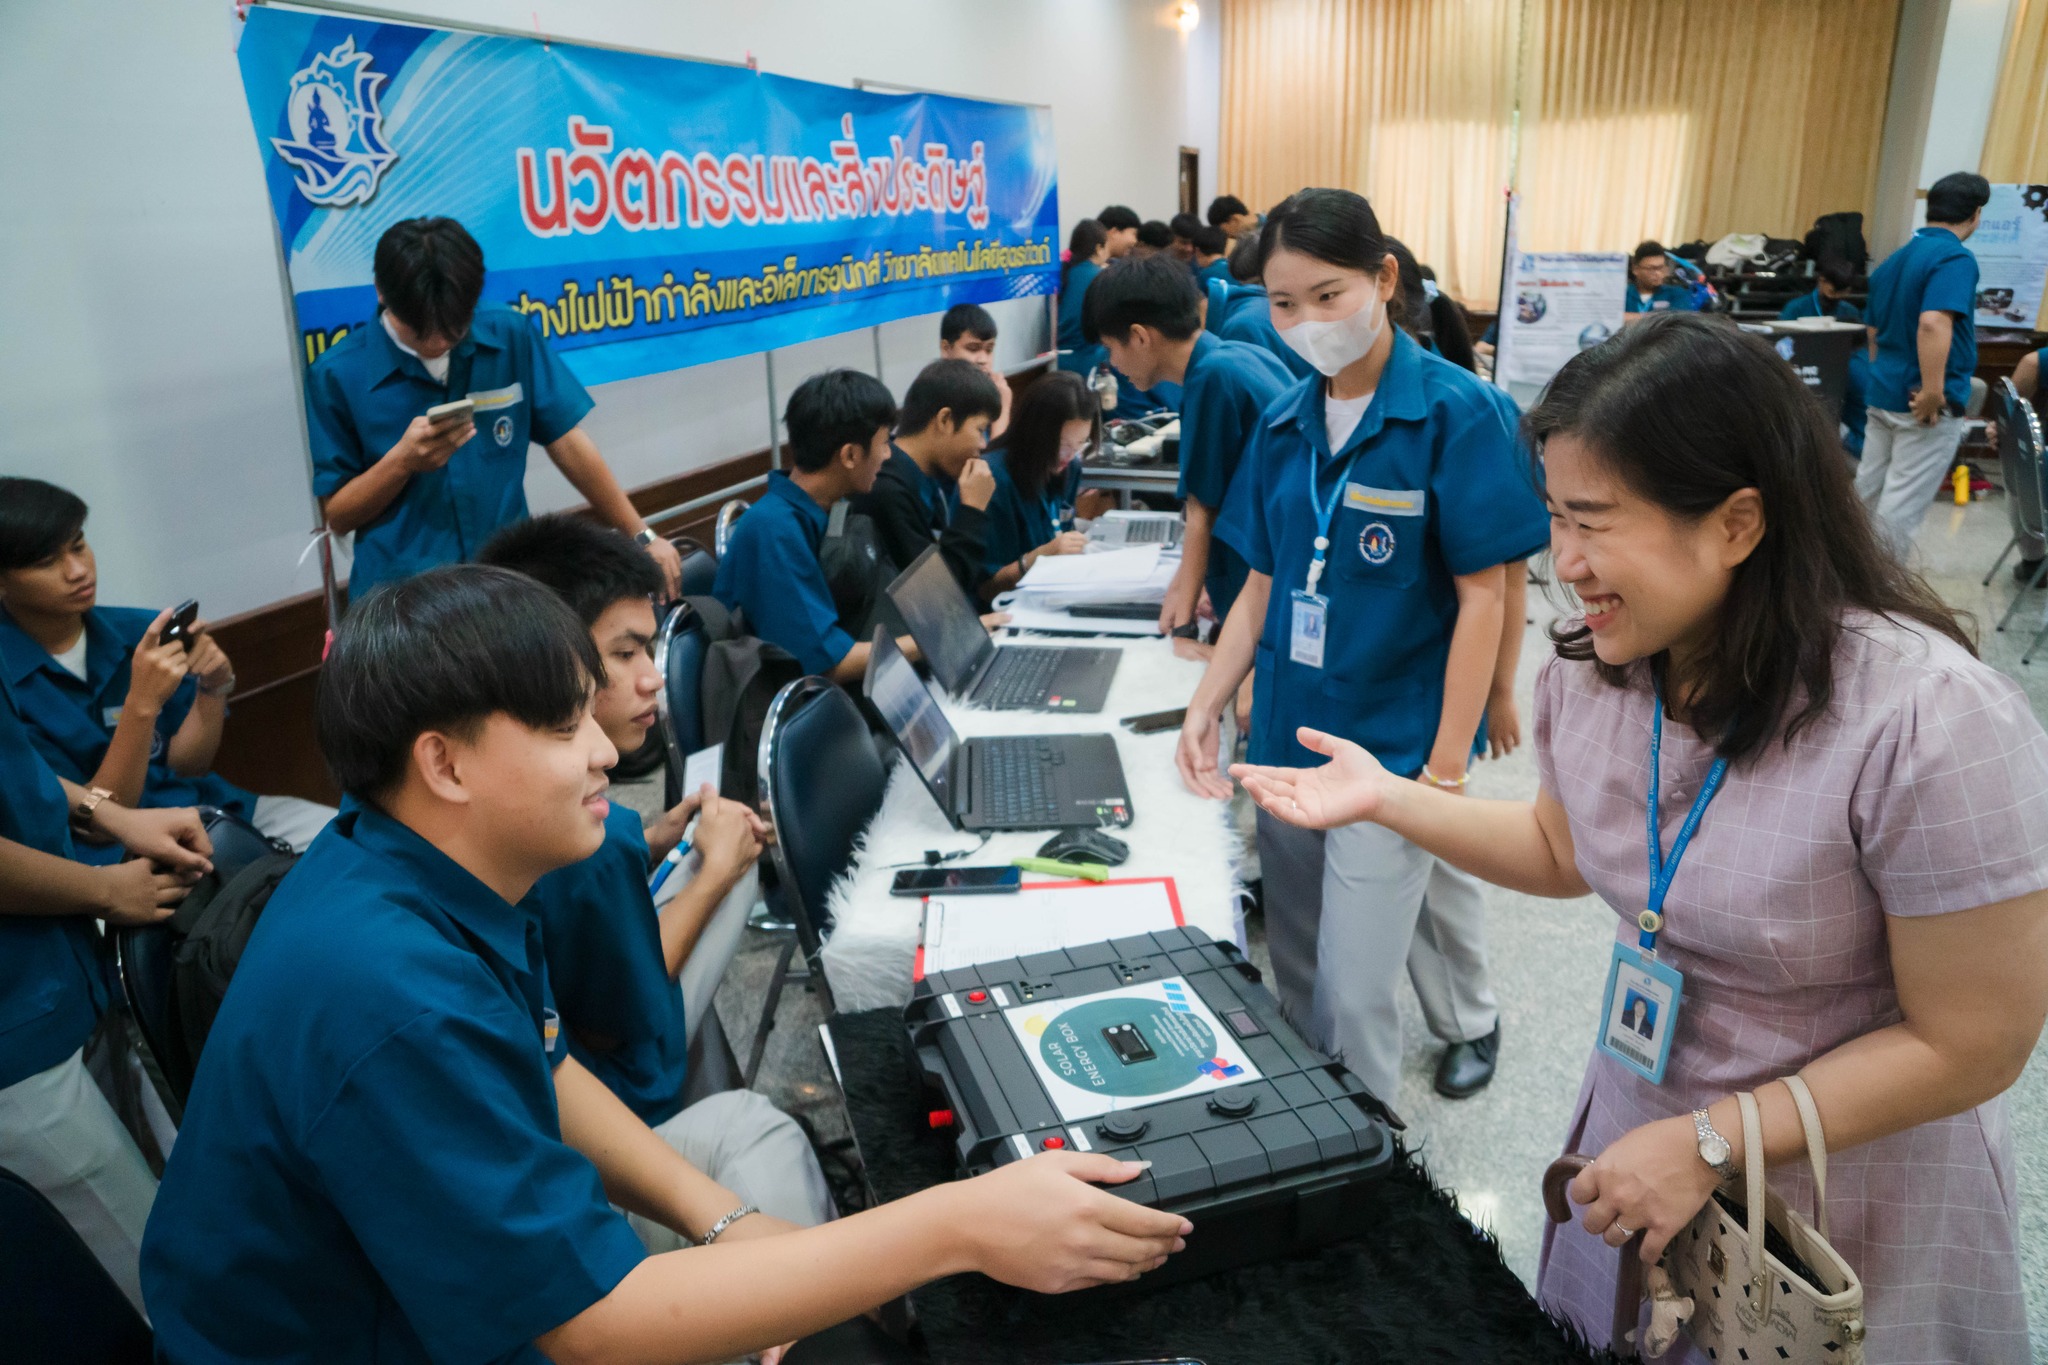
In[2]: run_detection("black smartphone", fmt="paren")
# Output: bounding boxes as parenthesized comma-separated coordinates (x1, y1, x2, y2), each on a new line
(890, 865, 1022, 896)
(1120, 707, 1186, 734)
(160, 599, 200, 652)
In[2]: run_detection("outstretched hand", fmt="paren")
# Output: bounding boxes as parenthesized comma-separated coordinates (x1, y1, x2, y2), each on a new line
(1230, 727, 1394, 830)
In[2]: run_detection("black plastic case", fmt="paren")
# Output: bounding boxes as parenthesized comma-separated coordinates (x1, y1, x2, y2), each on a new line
(907, 925, 1401, 1287)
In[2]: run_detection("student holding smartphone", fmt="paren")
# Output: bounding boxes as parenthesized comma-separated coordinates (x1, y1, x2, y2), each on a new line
(0, 479, 335, 854)
(308, 217, 682, 600)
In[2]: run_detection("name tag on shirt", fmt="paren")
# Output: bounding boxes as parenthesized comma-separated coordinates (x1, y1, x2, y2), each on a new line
(1595, 943, 1683, 1084)
(1344, 484, 1425, 517)
(102, 705, 124, 727)
(466, 382, 525, 411)
(1289, 590, 1328, 668)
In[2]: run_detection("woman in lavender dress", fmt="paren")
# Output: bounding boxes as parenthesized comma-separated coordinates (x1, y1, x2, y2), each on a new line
(1231, 314, 2048, 1363)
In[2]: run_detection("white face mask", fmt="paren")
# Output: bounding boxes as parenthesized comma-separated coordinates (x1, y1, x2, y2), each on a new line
(1278, 288, 1387, 377)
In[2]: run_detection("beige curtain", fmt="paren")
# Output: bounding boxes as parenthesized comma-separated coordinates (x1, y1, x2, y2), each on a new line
(1982, 0, 2048, 182)
(1220, 0, 1901, 306)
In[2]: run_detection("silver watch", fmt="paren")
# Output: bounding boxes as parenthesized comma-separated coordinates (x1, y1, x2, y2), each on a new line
(633, 526, 659, 547)
(1693, 1108, 1737, 1181)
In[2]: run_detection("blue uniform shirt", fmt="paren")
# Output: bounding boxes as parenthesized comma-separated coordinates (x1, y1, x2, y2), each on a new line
(1214, 330, 1549, 777)
(1056, 261, 1174, 417)
(1217, 293, 1319, 382)
(1196, 259, 1233, 290)
(1779, 290, 1863, 324)
(1624, 283, 1697, 314)
(524, 801, 689, 1126)
(142, 804, 643, 1363)
(307, 307, 595, 600)
(0, 605, 254, 865)
(981, 449, 1063, 580)
(1865, 226, 1979, 414)
(0, 673, 108, 1091)
(1178, 332, 1295, 622)
(712, 471, 854, 676)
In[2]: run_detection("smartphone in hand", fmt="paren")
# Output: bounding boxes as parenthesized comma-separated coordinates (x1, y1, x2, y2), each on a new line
(160, 599, 200, 652)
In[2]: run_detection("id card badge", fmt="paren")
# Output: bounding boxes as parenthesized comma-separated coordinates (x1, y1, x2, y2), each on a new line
(1596, 942, 1684, 1084)
(1289, 590, 1328, 668)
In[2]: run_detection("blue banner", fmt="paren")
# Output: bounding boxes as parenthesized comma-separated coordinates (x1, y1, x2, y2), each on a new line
(235, 8, 1060, 386)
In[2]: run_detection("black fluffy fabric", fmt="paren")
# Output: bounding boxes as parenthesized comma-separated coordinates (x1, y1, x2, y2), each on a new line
(828, 1010, 1620, 1365)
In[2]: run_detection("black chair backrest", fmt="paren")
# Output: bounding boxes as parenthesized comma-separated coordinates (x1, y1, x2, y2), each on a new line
(668, 534, 718, 597)
(0, 1165, 151, 1363)
(760, 678, 888, 958)
(715, 497, 748, 558)
(655, 600, 710, 778)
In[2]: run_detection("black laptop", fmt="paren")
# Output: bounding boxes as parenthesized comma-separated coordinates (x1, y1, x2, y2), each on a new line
(885, 545, 1120, 713)
(863, 629, 1133, 831)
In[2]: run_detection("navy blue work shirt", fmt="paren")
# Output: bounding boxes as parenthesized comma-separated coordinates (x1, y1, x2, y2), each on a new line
(524, 800, 689, 1126)
(1625, 283, 1697, 314)
(1178, 332, 1295, 622)
(1217, 293, 1319, 383)
(981, 449, 1063, 581)
(1779, 290, 1863, 324)
(141, 804, 643, 1363)
(307, 307, 595, 600)
(1865, 226, 1979, 413)
(1214, 329, 1549, 777)
(711, 471, 854, 676)
(0, 673, 108, 1091)
(0, 605, 253, 866)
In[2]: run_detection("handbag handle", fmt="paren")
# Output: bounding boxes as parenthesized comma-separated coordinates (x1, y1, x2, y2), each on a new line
(1737, 1091, 1774, 1317)
(1782, 1073, 1830, 1239)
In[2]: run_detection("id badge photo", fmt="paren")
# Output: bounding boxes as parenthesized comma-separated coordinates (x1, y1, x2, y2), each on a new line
(1595, 942, 1684, 1084)
(1289, 590, 1328, 668)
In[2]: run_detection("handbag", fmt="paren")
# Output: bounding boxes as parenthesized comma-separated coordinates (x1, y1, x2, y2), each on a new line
(1542, 1075, 1865, 1362)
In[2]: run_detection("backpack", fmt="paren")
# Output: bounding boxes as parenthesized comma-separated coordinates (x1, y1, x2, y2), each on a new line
(1804, 212, 1868, 273)
(157, 809, 297, 1096)
(818, 500, 907, 643)
(692, 596, 808, 809)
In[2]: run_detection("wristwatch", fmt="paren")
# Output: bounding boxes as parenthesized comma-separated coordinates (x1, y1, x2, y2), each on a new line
(70, 785, 116, 834)
(633, 526, 659, 547)
(1692, 1107, 1737, 1181)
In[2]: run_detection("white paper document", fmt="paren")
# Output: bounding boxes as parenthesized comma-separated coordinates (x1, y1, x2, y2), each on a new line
(680, 743, 723, 796)
(916, 878, 1183, 978)
(1019, 544, 1160, 589)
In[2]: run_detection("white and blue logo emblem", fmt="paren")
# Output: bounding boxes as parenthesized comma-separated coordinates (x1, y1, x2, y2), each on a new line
(494, 415, 514, 447)
(1774, 336, 1797, 361)
(1359, 521, 1397, 566)
(272, 38, 398, 207)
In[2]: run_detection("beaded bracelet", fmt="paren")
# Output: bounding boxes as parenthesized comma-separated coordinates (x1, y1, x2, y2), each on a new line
(1419, 765, 1470, 789)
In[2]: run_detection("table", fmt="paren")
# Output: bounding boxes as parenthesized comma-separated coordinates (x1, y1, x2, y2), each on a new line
(1078, 456, 1182, 509)
(819, 636, 1243, 1014)
(822, 1009, 1608, 1365)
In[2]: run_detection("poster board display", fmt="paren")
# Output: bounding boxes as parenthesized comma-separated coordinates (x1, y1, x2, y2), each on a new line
(1493, 251, 1628, 405)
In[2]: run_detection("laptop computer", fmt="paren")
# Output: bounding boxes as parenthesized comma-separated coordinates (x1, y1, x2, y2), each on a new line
(885, 544, 1121, 712)
(863, 629, 1133, 831)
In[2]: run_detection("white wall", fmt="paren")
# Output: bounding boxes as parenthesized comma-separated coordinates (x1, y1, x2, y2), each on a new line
(1871, 0, 2019, 256)
(0, 0, 1216, 619)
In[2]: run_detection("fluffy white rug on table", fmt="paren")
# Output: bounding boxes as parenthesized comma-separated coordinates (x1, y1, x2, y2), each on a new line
(821, 635, 1245, 1013)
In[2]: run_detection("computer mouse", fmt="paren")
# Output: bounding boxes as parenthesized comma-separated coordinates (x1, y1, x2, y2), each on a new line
(1037, 827, 1130, 867)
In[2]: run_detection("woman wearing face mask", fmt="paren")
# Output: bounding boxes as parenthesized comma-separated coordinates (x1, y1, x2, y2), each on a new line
(978, 370, 1096, 602)
(1176, 188, 1549, 1103)
(1231, 314, 2048, 1363)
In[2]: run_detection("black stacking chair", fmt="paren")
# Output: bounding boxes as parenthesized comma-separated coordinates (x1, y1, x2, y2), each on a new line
(0, 1164, 151, 1363)
(714, 497, 748, 557)
(749, 677, 889, 1083)
(654, 599, 712, 807)
(670, 533, 717, 597)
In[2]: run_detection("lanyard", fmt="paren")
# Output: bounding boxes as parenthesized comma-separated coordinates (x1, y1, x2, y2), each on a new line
(1304, 445, 1364, 595)
(1642, 690, 1728, 954)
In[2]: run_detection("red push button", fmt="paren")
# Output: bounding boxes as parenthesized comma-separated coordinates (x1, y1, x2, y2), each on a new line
(1040, 1135, 1066, 1150)
(967, 989, 988, 1004)
(927, 1109, 956, 1130)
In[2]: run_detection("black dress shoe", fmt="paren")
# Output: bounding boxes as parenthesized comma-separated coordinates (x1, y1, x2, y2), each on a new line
(1434, 1023, 1501, 1099)
(2016, 557, 2045, 588)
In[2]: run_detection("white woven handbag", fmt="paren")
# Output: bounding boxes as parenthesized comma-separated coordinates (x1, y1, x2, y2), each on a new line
(1661, 1076, 1866, 1363)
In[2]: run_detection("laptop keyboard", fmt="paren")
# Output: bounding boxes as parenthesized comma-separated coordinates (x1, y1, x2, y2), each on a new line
(983, 648, 1061, 707)
(977, 737, 1064, 826)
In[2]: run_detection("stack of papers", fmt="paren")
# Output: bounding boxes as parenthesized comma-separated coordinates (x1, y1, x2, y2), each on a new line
(914, 877, 1185, 978)
(1012, 545, 1174, 609)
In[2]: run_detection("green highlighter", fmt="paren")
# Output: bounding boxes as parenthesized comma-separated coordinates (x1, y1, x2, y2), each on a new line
(1012, 856, 1110, 883)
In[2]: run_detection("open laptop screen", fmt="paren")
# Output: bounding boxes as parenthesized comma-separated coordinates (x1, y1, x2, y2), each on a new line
(862, 628, 959, 813)
(885, 545, 995, 696)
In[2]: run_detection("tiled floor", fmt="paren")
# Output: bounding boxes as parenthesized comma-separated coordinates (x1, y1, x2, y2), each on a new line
(633, 479, 2048, 1355)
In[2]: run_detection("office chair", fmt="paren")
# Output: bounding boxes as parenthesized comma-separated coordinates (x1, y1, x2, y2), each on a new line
(715, 498, 749, 558)
(116, 806, 287, 1113)
(1985, 379, 2048, 639)
(748, 677, 888, 1083)
(0, 1164, 151, 1363)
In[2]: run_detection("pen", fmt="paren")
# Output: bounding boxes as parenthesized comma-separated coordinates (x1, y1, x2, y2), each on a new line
(648, 818, 698, 899)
